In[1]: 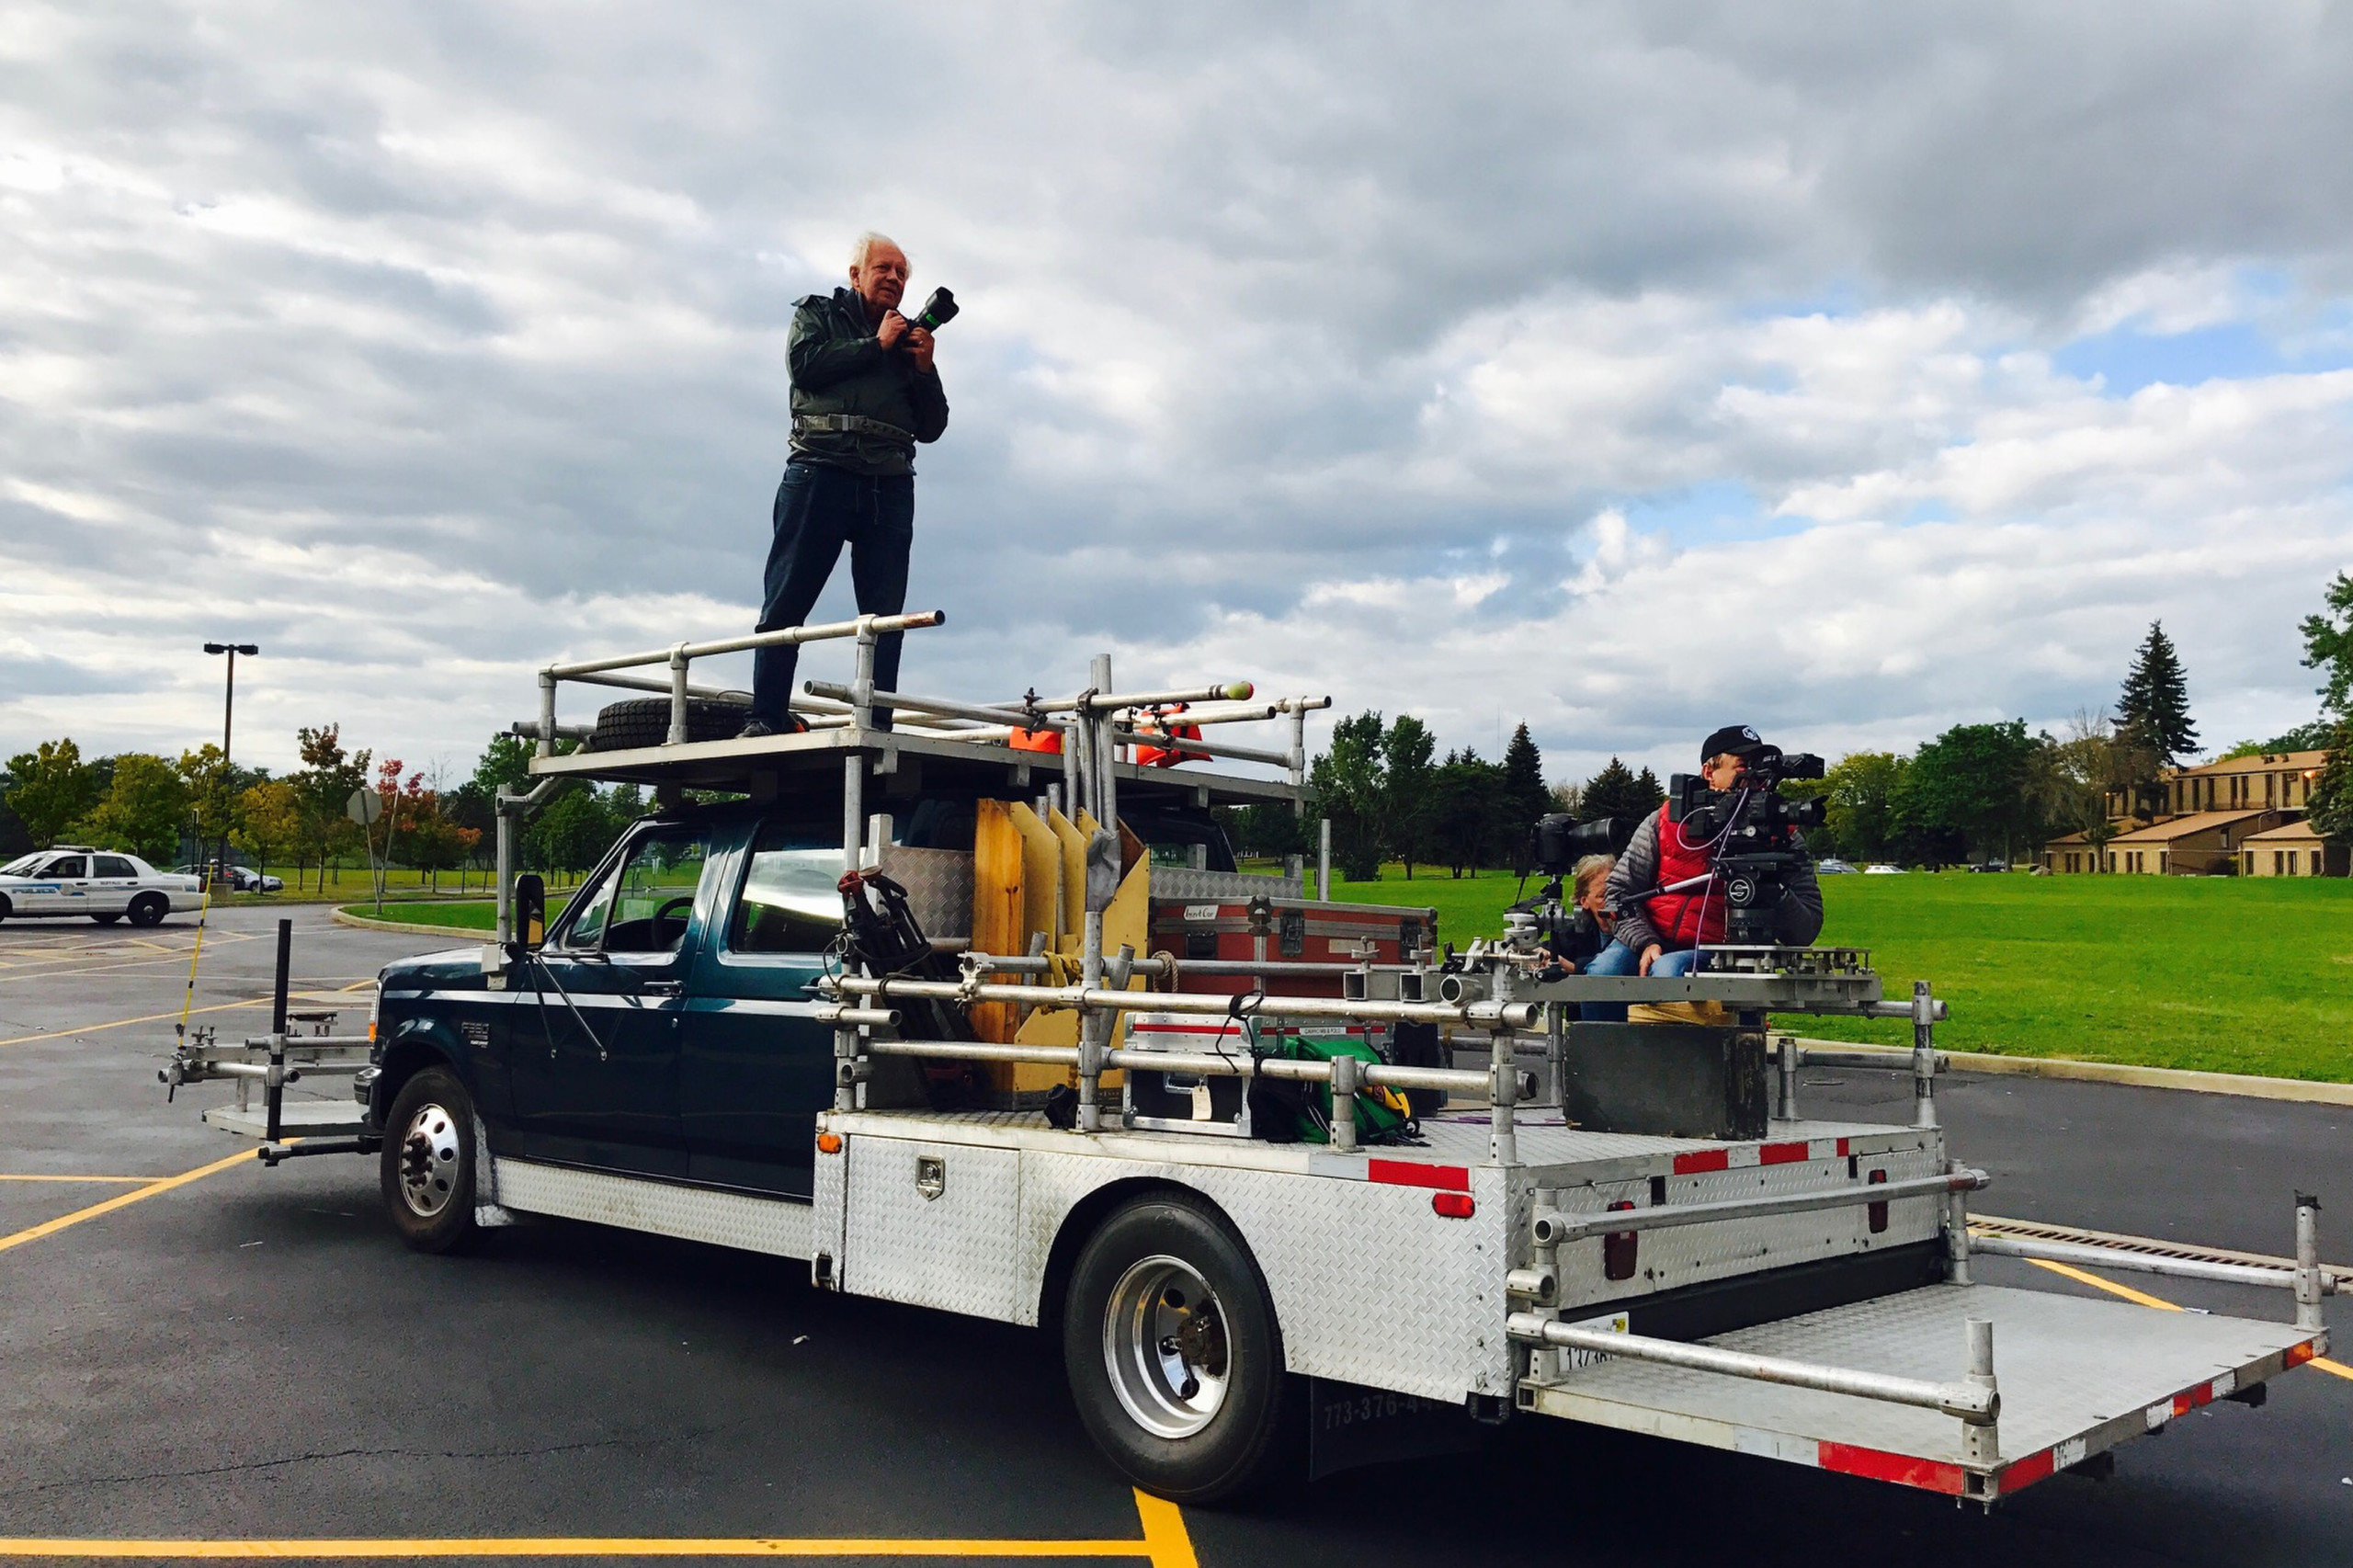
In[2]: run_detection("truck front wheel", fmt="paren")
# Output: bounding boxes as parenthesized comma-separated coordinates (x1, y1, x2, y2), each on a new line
(1063, 1194, 1293, 1503)
(380, 1066, 478, 1254)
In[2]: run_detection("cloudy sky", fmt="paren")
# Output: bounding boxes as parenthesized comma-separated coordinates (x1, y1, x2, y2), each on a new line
(6, 2, 2351, 786)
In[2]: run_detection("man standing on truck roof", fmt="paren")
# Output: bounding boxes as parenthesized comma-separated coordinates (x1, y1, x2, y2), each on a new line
(1583, 725, 1824, 1020)
(745, 232, 949, 737)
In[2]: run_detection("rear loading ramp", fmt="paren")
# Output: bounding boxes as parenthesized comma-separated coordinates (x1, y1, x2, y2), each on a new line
(1518, 1282, 2324, 1504)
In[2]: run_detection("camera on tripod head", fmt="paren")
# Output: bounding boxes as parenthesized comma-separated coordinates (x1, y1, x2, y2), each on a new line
(1665, 745, 1828, 945)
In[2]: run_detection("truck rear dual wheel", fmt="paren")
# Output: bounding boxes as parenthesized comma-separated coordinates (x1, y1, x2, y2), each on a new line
(380, 1066, 479, 1254)
(1063, 1195, 1294, 1503)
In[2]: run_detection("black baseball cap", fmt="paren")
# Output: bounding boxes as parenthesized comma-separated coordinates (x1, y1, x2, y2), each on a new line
(1700, 724, 1769, 763)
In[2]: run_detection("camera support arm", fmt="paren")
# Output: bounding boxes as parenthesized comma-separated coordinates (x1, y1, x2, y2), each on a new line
(1612, 869, 1714, 908)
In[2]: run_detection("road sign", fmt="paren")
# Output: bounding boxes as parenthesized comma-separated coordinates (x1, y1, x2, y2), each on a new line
(347, 788, 384, 826)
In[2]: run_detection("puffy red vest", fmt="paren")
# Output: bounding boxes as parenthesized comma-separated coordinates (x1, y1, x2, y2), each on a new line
(1644, 801, 1723, 948)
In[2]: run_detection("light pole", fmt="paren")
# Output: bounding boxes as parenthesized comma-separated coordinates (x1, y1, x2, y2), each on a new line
(202, 642, 259, 887)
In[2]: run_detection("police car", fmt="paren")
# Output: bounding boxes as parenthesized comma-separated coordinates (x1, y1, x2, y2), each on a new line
(0, 847, 204, 926)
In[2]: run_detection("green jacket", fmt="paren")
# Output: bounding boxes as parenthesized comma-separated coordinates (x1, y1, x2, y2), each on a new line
(787, 287, 949, 476)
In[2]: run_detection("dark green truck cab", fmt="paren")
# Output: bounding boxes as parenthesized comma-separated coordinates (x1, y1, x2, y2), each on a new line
(364, 795, 1239, 1206)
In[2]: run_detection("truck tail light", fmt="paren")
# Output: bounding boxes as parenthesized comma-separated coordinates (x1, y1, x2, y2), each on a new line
(1868, 1168, 1888, 1233)
(1432, 1192, 1474, 1219)
(1604, 1199, 1638, 1280)
(817, 1132, 844, 1154)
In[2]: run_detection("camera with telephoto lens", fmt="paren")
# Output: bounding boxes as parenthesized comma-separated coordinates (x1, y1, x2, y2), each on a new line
(1665, 746, 1827, 946)
(1506, 813, 1634, 968)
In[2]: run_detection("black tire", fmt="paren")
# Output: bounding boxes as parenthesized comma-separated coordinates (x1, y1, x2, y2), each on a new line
(92, 913, 122, 925)
(0, 893, 10, 923)
(127, 893, 167, 927)
(380, 1066, 479, 1254)
(1063, 1194, 1294, 1503)
(593, 697, 745, 751)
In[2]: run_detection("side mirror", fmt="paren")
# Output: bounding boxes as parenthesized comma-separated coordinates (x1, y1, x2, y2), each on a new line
(514, 873, 546, 949)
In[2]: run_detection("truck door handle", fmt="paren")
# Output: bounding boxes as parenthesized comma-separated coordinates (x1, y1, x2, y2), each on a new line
(642, 981, 683, 997)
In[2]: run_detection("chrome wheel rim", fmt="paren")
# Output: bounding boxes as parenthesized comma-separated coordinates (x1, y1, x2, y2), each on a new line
(397, 1101, 463, 1219)
(1102, 1254, 1230, 1439)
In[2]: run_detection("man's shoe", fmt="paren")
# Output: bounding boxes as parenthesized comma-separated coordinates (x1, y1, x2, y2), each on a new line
(739, 718, 776, 739)
(738, 714, 807, 740)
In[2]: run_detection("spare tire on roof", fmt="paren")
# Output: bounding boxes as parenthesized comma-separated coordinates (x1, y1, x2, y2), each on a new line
(593, 698, 746, 751)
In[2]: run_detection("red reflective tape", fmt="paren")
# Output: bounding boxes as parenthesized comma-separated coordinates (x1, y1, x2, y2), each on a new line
(1673, 1150, 1730, 1175)
(2173, 1381, 2216, 1417)
(1836, 1137, 1851, 1156)
(1998, 1448, 2056, 1493)
(1759, 1142, 1809, 1165)
(1816, 1442, 1968, 1495)
(1367, 1160, 1470, 1192)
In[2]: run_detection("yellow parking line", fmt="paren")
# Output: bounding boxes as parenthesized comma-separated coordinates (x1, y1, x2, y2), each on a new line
(0, 1149, 254, 1256)
(0, 1175, 152, 1184)
(2029, 1256, 2353, 1381)
(0, 943, 265, 987)
(0, 998, 270, 1049)
(0, 1490, 1193, 1561)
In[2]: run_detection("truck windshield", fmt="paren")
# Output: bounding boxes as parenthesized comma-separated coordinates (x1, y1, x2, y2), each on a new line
(732, 826, 848, 955)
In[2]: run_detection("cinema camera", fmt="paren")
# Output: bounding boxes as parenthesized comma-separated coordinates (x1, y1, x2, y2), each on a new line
(1505, 813, 1631, 966)
(1664, 744, 1827, 946)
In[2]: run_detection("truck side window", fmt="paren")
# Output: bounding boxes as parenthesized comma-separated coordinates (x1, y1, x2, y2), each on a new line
(561, 827, 710, 954)
(731, 826, 848, 956)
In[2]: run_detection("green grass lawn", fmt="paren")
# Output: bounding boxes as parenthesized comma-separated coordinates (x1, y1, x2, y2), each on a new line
(344, 894, 572, 932)
(1329, 866, 2353, 1083)
(355, 868, 2353, 1082)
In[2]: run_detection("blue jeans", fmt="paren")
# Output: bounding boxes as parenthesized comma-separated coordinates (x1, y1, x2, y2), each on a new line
(1580, 940, 1701, 1021)
(751, 462, 914, 729)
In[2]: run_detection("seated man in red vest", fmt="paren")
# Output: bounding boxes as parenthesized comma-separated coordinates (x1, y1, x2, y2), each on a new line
(1583, 725, 1824, 1020)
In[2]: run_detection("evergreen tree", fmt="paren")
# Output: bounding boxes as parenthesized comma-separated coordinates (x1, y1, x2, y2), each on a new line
(1499, 723, 1549, 839)
(1578, 757, 1654, 827)
(2116, 620, 2199, 765)
(1429, 748, 1504, 877)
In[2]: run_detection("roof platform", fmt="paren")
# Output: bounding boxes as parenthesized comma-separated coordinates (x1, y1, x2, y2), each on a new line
(518, 611, 1322, 812)
(527, 722, 1309, 809)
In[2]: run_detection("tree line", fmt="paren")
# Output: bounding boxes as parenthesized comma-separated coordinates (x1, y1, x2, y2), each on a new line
(1223, 590, 2353, 878)
(0, 726, 644, 892)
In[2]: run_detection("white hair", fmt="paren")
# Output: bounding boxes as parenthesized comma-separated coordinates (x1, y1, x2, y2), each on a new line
(849, 231, 903, 271)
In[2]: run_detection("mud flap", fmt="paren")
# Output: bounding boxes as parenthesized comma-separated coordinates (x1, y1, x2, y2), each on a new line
(1305, 1377, 1483, 1481)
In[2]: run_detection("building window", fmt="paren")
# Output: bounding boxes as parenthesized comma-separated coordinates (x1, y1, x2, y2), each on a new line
(2157, 851, 2167, 872)
(2274, 850, 2285, 875)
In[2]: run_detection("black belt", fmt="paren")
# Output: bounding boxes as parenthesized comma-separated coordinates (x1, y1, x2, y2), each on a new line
(793, 413, 915, 443)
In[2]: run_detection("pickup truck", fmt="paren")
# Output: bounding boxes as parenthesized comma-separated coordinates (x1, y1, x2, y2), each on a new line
(177, 623, 2334, 1508)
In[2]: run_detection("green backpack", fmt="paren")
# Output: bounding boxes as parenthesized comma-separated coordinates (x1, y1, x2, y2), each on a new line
(1249, 1033, 1420, 1146)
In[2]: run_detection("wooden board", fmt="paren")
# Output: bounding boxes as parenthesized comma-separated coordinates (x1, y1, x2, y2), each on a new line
(970, 799, 1023, 1043)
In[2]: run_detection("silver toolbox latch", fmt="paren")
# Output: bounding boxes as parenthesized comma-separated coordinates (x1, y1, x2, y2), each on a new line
(915, 1154, 946, 1200)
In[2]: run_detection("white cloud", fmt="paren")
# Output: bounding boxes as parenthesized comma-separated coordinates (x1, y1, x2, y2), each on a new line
(2, 0, 2351, 784)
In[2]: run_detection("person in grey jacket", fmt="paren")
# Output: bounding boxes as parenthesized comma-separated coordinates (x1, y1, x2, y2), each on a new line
(745, 232, 949, 736)
(1584, 726, 1824, 1018)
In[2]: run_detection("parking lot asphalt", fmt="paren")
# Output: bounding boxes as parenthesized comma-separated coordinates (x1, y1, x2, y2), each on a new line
(2, 903, 2347, 1566)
